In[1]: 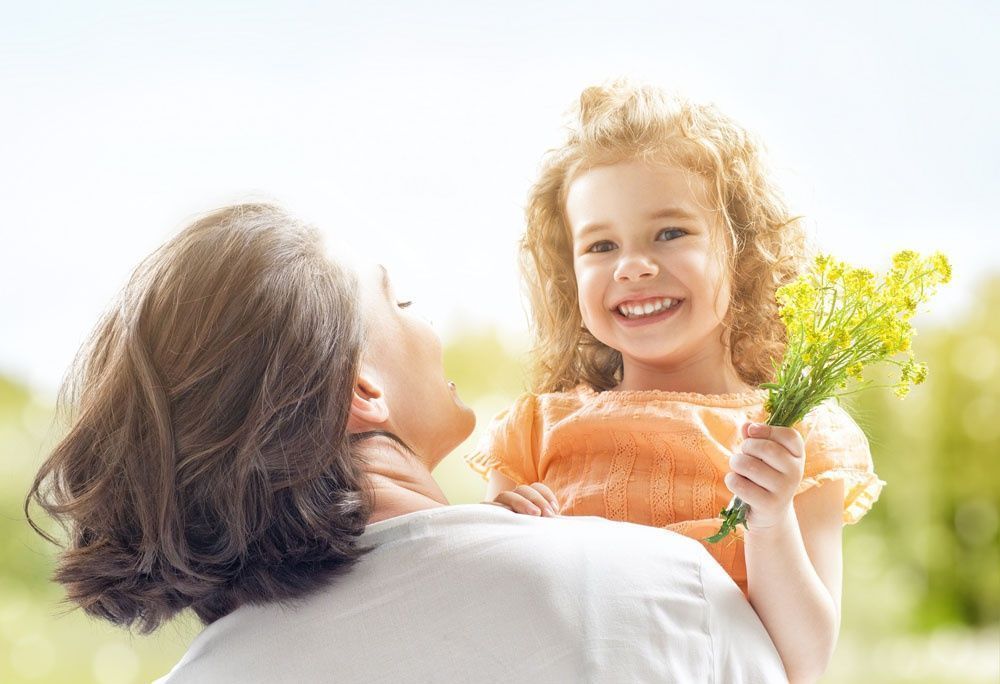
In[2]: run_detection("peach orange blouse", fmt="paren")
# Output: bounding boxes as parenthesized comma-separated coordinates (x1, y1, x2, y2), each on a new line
(466, 385, 885, 596)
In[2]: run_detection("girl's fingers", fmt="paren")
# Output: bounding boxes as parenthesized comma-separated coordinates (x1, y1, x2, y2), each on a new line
(744, 423, 805, 458)
(493, 491, 542, 516)
(514, 484, 558, 516)
(492, 483, 561, 517)
(724, 471, 773, 508)
(739, 438, 799, 473)
(729, 451, 783, 493)
(529, 482, 560, 512)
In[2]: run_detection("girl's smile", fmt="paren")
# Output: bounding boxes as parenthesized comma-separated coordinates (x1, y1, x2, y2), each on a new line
(612, 296, 685, 326)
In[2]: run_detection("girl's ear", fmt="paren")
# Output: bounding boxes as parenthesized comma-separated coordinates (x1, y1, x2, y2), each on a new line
(347, 372, 389, 432)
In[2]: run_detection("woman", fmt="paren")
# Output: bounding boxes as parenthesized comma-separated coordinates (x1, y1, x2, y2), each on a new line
(27, 203, 785, 682)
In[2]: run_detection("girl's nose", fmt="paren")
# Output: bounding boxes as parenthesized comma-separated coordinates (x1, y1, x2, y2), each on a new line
(614, 252, 659, 282)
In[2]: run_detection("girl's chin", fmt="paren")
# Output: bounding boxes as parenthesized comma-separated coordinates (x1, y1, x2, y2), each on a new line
(590, 332, 679, 364)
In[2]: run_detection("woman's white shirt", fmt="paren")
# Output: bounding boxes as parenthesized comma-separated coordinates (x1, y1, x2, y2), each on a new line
(155, 504, 784, 683)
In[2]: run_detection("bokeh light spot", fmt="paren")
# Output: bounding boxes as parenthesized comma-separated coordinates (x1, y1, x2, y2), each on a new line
(92, 641, 140, 684)
(952, 335, 998, 382)
(962, 395, 1000, 442)
(954, 498, 999, 547)
(9, 633, 54, 679)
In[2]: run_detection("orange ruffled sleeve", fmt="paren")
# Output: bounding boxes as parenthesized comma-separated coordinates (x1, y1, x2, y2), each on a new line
(464, 393, 541, 485)
(796, 399, 886, 524)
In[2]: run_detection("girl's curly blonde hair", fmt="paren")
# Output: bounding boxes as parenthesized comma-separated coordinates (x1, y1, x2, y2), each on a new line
(522, 80, 812, 394)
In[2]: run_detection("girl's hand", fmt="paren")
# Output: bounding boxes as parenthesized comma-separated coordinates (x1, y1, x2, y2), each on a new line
(487, 482, 561, 517)
(725, 422, 806, 530)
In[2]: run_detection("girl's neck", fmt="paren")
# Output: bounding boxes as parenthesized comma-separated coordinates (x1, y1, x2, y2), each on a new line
(616, 349, 754, 395)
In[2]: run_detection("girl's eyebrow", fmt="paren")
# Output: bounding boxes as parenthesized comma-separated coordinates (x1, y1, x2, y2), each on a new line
(575, 222, 610, 240)
(576, 206, 698, 239)
(647, 207, 698, 221)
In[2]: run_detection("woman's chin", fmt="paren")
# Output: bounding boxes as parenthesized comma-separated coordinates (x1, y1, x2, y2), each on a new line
(456, 402, 477, 438)
(431, 408, 476, 467)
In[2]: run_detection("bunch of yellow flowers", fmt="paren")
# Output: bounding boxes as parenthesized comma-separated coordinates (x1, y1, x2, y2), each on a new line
(708, 250, 951, 543)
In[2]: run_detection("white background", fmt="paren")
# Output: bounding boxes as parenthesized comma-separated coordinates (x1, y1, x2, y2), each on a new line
(2, 0, 997, 395)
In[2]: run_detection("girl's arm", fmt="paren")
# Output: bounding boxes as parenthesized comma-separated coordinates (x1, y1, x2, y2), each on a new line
(744, 480, 843, 684)
(726, 422, 843, 684)
(485, 470, 519, 501)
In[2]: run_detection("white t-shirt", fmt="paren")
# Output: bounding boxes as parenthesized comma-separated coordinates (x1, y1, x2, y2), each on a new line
(156, 504, 785, 683)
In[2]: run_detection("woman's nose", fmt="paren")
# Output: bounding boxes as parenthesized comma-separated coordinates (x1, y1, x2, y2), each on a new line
(613, 251, 659, 282)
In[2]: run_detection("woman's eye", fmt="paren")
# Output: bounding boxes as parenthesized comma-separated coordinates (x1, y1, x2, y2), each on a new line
(656, 228, 686, 241)
(587, 241, 616, 253)
(397, 300, 413, 309)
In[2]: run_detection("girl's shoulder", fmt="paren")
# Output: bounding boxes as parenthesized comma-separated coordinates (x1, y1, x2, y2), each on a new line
(501, 387, 593, 423)
(489, 387, 610, 431)
(795, 398, 873, 466)
(798, 398, 867, 439)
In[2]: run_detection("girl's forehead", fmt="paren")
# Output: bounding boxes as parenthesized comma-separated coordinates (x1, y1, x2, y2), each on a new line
(565, 161, 719, 225)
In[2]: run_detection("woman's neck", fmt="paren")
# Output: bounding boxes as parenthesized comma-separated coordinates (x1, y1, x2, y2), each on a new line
(616, 346, 754, 395)
(358, 438, 449, 524)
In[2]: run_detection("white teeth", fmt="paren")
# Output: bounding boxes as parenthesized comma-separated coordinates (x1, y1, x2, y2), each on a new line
(616, 297, 679, 319)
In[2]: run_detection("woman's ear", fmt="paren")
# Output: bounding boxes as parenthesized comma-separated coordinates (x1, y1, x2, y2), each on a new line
(347, 372, 389, 432)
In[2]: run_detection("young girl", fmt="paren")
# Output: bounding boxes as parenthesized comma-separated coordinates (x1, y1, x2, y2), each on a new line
(466, 81, 884, 682)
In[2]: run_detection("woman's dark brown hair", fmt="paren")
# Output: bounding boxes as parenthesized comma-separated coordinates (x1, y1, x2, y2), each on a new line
(25, 203, 371, 633)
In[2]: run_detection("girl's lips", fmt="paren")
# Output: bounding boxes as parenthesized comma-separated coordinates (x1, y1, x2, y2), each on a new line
(612, 299, 684, 327)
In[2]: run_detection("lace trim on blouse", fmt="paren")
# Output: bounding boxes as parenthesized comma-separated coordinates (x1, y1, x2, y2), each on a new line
(578, 385, 768, 407)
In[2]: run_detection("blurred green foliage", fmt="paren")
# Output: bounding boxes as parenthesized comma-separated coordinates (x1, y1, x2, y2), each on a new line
(842, 275, 999, 633)
(1, 279, 997, 683)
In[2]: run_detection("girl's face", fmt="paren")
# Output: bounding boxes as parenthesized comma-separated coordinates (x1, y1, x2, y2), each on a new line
(566, 160, 733, 384)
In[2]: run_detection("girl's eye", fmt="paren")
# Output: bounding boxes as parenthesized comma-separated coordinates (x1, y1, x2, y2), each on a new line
(656, 228, 686, 241)
(587, 241, 616, 254)
(397, 300, 413, 309)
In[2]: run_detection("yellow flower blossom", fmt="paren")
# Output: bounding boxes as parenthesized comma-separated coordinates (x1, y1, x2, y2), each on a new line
(931, 252, 952, 284)
(710, 249, 951, 543)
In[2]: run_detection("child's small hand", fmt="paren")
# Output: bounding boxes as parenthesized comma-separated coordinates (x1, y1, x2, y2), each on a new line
(725, 422, 805, 530)
(488, 482, 561, 517)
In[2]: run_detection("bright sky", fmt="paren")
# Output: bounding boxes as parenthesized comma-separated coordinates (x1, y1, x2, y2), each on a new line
(2, 1, 997, 394)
